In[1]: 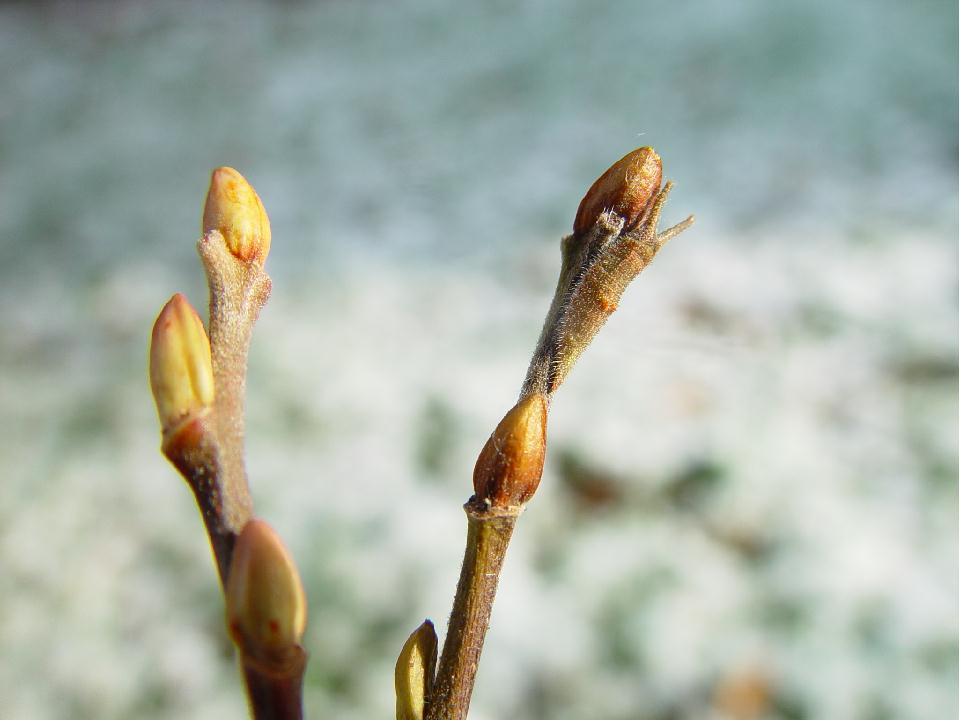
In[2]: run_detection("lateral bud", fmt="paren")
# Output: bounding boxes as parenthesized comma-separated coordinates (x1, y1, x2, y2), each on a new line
(395, 619, 438, 720)
(225, 519, 307, 667)
(573, 146, 662, 235)
(202, 166, 272, 264)
(149, 293, 215, 437)
(473, 393, 548, 508)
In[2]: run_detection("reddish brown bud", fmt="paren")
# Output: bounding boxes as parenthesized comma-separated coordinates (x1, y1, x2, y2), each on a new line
(473, 394, 547, 508)
(573, 146, 662, 234)
(202, 167, 271, 263)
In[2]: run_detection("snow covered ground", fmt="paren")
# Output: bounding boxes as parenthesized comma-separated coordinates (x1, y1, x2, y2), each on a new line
(0, 2, 956, 718)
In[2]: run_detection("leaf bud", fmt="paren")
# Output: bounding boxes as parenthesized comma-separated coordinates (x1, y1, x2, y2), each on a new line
(202, 166, 272, 263)
(395, 619, 438, 720)
(149, 293, 214, 435)
(225, 519, 307, 665)
(473, 393, 548, 508)
(573, 146, 662, 235)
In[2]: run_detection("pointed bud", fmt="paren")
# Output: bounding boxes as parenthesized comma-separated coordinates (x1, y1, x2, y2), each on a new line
(149, 293, 215, 435)
(395, 619, 438, 720)
(573, 146, 662, 235)
(473, 394, 548, 508)
(226, 519, 307, 665)
(202, 167, 272, 263)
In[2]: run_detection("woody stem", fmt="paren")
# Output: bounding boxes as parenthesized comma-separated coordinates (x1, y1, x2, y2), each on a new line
(426, 500, 520, 720)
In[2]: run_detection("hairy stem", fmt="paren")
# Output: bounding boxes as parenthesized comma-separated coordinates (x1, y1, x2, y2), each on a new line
(521, 182, 693, 399)
(199, 232, 271, 533)
(162, 415, 236, 585)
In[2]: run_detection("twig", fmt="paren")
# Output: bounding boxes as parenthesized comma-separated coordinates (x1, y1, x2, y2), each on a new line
(151, 167, 307, 719)
(410, 147, 695, 720)
(426, 502, 519, 720)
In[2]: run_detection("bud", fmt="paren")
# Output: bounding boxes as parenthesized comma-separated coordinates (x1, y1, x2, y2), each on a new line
(202, 166, 272, 263)
(226, 519, 307, 664)
(573, 146, 662, 235)
(395, 619, 438, 720)
(149, 293, 215, 434)
(473, 394, 548, 507)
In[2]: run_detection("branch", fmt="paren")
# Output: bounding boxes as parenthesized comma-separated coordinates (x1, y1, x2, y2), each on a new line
(409, 147, 695, 720)
(426, 502, 518, 720)
(150, 167, 307, 719)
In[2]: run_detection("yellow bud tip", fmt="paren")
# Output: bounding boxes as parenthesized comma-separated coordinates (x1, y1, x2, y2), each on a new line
(225, 519, 307, 665)
(149, 293, 214, 435)
(573, 146, 662, 235)
(395, 619, 438, 720)
(473, 393, 548, 508)
(202, 166, 272, 263)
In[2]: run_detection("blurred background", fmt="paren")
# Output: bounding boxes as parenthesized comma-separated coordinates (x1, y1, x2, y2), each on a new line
(0, 1, 956, 718)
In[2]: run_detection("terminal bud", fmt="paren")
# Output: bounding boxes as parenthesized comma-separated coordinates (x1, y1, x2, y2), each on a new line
(573, 146, 662, 234)
(202, 166, 272, 263)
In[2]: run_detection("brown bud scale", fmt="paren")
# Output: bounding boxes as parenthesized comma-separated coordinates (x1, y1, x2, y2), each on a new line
(573, 147, 662, 235)
(473, 394, 548, 508)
